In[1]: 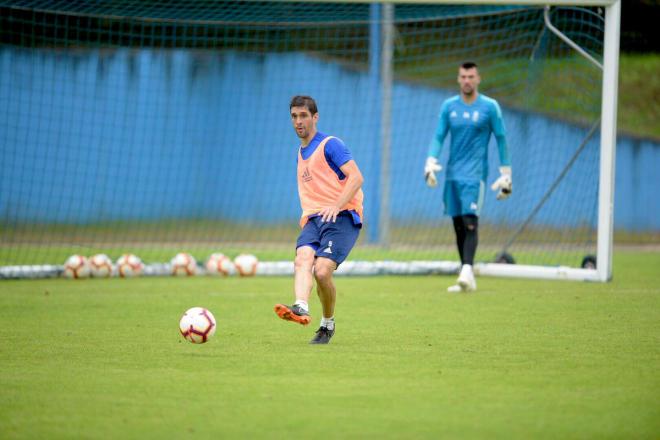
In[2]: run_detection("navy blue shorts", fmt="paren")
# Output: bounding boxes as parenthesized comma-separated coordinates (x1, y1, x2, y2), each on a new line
(296, 212, 361, 266)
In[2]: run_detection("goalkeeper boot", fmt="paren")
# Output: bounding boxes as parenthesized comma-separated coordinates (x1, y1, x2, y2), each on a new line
(274, 303, 311, 326)
(457, 265, 477, 292)
(457, 275, 476, 292)
(309, 326, 335, 344)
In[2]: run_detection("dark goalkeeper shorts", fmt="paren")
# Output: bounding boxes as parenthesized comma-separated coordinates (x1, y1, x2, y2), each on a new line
(296, 211, 361, 266)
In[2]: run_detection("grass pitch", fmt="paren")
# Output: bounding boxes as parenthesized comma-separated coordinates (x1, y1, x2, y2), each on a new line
(1, 251, 659, 439)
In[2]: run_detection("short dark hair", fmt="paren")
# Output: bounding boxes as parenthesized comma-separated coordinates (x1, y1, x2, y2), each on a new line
(460, 61, 478, 70)
(290, 95, 318, 115)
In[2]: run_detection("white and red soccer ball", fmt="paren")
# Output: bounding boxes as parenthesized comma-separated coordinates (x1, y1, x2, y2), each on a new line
(116, 253, 144, 277)
(205, 253, 234, 276)
(62, 255, 91, 279)
(89, 253, 113, 278)
(179, 307, 216, 344)
(171, 252, 197, 276)
(233, 253, 258, 276)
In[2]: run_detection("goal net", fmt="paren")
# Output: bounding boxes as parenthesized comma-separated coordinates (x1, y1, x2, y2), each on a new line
(0, 1, 618, 279)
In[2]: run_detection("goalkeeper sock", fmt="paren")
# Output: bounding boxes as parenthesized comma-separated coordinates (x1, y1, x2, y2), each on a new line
(320, 316, 335, 330)
(294, 300, 309, 313)
(462, 215, 478, 265)
(452, 216, 466, 264)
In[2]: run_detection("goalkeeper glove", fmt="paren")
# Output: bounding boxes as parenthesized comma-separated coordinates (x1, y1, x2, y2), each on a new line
(490, 166, 512, 200)
(424, 157, 442, 188)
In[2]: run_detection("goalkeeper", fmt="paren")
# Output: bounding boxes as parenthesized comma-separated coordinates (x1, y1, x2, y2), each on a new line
(424, 61, 511, 292)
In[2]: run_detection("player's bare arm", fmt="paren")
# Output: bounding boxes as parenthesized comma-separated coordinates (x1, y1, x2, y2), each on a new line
(318, 160, 364, 223)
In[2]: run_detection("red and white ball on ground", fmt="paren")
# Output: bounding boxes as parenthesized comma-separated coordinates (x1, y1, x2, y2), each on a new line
(89, 253, 113, 278)
(205, 253, 234, 276)
(116, 253, 144, 277)
(233, 253, 258, 277)
(171, 252, 197, 276)
(179, 307, 217, 344)
(62, 255, 91, 279)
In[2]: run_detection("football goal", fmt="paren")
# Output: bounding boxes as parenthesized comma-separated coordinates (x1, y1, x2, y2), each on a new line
(0, 1, 620, 281)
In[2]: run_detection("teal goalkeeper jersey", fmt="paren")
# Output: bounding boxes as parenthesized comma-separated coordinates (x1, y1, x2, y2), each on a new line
(428, 94, 510, 182)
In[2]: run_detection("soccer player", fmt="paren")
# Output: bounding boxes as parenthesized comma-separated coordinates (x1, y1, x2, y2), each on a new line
(274, 95, 364, 344)
(424, 61, 512, 292)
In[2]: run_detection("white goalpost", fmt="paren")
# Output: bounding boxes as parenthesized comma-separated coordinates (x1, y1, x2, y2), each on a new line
(370, 0, 620, 282)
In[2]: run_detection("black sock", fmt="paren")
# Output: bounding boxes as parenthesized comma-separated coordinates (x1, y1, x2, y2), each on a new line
(462, 215, 478, 266)
(452, 216, 465, 264)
